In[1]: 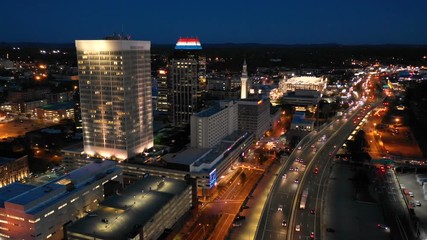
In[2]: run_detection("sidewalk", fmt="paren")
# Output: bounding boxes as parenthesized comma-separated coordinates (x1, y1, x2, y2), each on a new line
(228, 162, 282, 240)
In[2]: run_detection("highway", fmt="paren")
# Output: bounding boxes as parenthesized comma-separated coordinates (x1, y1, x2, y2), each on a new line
(255, 101, 376, 240)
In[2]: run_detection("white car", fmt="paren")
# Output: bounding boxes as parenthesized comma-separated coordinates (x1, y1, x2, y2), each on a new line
(295, 224, 301, 231)
(415, 200, 421, 206)
(409, 192, 414, 197)
(278, 204, 283, 211)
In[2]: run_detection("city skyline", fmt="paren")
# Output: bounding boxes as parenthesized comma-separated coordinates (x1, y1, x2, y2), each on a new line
(1, 0, 427, 45)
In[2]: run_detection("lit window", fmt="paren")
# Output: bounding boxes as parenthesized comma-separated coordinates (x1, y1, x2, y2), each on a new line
(58, 203, 67, 210)
(44, 210, 54, 217)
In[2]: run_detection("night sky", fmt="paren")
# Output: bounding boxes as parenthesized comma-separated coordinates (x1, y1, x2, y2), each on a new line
(1, 0, 427, 45)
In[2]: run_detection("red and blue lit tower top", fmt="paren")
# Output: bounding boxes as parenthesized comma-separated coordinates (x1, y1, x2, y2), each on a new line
(175, 37, 202, 50)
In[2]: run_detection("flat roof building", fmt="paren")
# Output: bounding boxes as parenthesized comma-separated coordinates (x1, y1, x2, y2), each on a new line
(190, 100, 238, 148)
(62, 130, 253, 198)
(290, 111, 315, 131)
(237, 99, 271, 139)
(0, 160, 122, 240)
(282, 89, 322, 106)
(66, 175, 192, 240)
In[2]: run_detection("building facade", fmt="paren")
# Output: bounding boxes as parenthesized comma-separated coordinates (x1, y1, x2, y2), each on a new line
(169, 38, 206, 128)
(237, 99, 271, 139)
(0, 156, 29, 188)
(75, 39, 153, 160)
(156, 68, 169, 113)
(35, 102, 74, 121)
(190, 100, 238, 148)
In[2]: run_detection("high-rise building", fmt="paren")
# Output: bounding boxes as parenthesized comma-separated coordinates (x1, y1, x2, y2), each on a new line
(73, 86, 82, 131)
(156, 68, 169, 113)
(75, 38, 153, 160)
(169, 37, 206, 127)
(241, 59, 248, 99)
(237, 99, 271, 139)
(190, 100, 238, 148)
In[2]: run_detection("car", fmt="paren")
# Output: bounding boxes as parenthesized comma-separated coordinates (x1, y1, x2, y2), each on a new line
(326, 228, 335, 232)
(242, 205, 250, 209)
(313, 167, 319, 175)
(377, 224, 389, 230)
(233, 221, 242, 227)
(310, 209, 315, 214)
(295, 224, 301, 231)
(333, 145, 337, 149)
(294, 178, 299, 184)
(235, 215, 246, 221)
(310, 232, 315, 239)
(328, 152, 333, 156)
(415, 200, 421, 206)
(282, 174, 287, 180)
(281, 220, 287, 227)
(88, 213, 97, 217)
(294, 167, 299, 172)
(409, 192, 414, 197)
(297, 146, 302, 150)
(278, 204, 283, 211)
(290, 167, 294, 171)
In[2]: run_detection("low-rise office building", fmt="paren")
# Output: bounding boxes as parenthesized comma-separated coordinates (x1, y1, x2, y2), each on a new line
(0, 160, 122, 240)
(282, 89, 321, 107)
(66, 175, 192, 240)
(0, 155, 29, 188)
(35, 101, 74, 121)
(290, 111, 314, 131)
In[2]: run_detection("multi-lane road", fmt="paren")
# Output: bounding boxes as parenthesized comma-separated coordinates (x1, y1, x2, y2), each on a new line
(255, 100, 377, 240)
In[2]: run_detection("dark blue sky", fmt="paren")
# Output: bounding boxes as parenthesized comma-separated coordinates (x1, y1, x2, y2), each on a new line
(1, 0, 427, 45)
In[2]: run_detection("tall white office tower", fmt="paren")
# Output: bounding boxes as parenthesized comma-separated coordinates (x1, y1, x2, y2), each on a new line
(75, 37, 153, 160)
(240, 59, 248, 99)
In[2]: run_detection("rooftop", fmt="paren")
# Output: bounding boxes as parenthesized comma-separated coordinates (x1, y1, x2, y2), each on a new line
(162, 131, 251, 172)
(195, 106, 221, 118)
(286, 76, 325, 85)
(38, 101, 74, 110)
(0, 183, 36, 208)
(5, 160, 120, 214)
(67, 176, 189, 239)
(163, 148, 208, 165)
(0, 156, 15, 165)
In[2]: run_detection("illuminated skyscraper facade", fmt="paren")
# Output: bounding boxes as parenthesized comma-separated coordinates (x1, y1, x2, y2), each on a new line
(75, 39, 153, 160)
(156, 68, 169, 113)
(169, 37, 206, 127)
